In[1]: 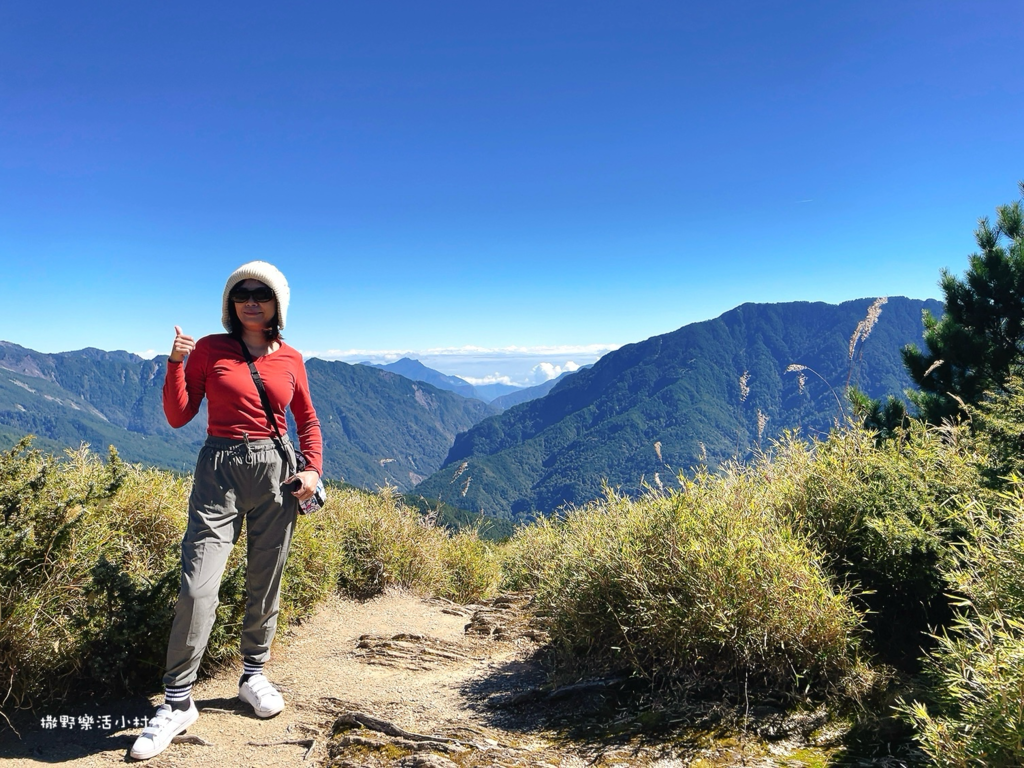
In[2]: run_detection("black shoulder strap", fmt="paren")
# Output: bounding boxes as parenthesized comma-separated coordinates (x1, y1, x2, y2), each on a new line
(238, 338, 295, 473)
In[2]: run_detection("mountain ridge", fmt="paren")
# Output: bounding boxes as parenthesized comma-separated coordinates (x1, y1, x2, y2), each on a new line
(366, 357, 526, 403)
(414, 296, 943, 519)
(0, 343, 498, 490)
(306, 359, 498, 488)
(366, 357, 480, 400)
(489, 368, 583, 410)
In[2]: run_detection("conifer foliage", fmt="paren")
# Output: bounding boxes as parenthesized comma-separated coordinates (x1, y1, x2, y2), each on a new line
(903, 183, 1024, 423)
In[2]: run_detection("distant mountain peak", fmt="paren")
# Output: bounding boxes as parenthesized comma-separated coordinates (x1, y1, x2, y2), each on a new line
(366, 358, 479, 400)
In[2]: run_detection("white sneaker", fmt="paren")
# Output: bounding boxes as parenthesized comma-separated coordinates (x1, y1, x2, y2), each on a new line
(129, 702, 199, 760)
(239, 673, 284, 718)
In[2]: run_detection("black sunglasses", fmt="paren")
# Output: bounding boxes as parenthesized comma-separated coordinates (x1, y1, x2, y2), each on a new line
(229, 286, 275, 303)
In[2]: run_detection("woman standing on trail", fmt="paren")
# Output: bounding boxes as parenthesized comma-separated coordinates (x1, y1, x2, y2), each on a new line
(131, 261, 323, 761)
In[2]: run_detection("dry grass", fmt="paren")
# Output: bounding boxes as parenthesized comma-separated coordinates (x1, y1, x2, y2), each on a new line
(501, 421, 985, 710)
(0, 440, 501, 715)
(504, 475, 862, 697)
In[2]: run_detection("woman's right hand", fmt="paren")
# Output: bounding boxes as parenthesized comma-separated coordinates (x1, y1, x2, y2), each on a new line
(168, 326, 195, 363)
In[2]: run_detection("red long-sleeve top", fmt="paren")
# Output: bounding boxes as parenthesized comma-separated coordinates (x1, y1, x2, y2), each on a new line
(163, 334, 323, 476)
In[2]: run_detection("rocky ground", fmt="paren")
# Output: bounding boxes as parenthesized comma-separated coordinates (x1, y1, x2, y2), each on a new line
(0, 590, 903, 767)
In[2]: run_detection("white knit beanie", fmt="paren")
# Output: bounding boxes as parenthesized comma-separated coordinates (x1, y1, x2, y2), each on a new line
(221, 261, 291, 332)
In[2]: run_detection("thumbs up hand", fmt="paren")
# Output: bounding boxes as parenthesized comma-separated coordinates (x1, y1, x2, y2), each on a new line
(168, 326, 196, 363)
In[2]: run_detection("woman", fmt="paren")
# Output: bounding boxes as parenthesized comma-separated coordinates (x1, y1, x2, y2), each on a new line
(131, 261, 323, 761)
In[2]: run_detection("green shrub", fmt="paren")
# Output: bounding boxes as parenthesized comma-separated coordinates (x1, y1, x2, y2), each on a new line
(439, 531, 501, 603)
(510, 424, 985, 701)
(0, 439, 127, 708)
(76, 556, 179, 692)
(326, 485, 448, 598)
(777, 424, 983, 666)
(973, 373, 1024, 488)
(2, 443, 501, 715)
(73, 462, 191, 691)
(904, 612, 1024, 767)
(499, 515, 562, 592)
(525, 478, 861, 694)
(900, 489, 1024, 765)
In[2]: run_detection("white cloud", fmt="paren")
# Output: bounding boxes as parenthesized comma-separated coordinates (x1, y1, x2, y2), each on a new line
(298, 344, 617, 388)
(529, 360, 581, 384)
(460, 374, 518, 387)
(135, 349, 158, 359)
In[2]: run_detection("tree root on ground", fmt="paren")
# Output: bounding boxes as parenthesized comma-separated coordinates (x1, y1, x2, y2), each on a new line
(332, 710, 511, 755)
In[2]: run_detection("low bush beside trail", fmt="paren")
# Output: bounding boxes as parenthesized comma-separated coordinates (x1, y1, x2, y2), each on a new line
(507, 478, 863, 697)
(500, 422, 987, 708)
(900, 486, 1024, 766)
(290, 484, 500, 604)
(778, 422, 984, 667)
(1, 439, 136, 710)
(0, 438, 501, 713)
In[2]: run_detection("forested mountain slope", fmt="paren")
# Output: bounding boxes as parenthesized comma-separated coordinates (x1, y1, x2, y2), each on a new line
(0, 342, 497, 490)
(304, 359, 497, 489)
(415, 297, 943, 519)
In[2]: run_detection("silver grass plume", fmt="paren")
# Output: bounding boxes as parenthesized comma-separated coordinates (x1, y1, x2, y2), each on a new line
(860, 296, 888, 343)
(848, 297, 888, 360)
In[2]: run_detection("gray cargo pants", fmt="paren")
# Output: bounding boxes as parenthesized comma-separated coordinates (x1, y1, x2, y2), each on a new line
(163, 436, 298, 688)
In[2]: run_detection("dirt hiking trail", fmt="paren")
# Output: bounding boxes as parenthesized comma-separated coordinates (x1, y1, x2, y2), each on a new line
(1, 590, 841, 767)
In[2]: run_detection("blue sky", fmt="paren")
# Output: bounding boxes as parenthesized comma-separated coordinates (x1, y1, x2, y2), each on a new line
(2, 2, 1022, 385)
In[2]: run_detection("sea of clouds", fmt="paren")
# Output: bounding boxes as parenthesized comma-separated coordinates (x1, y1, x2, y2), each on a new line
(305, 344, 621, 388)
(136, 343, 622, 388)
